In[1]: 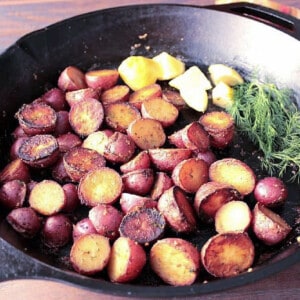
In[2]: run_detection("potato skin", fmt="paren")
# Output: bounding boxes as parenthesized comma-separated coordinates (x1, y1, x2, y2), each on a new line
(150, 238, 200, 286)
(107, 236, 146, 283)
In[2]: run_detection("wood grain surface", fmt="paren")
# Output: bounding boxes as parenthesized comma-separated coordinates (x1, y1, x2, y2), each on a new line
(0, 1, 299, 299)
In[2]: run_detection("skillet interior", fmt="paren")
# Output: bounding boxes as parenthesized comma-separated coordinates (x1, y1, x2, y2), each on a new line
(0, 4, 299, 297)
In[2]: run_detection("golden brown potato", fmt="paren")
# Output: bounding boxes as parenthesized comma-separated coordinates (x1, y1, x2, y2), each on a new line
(201, 232, 255, 278)
(150, 238, 200, 286)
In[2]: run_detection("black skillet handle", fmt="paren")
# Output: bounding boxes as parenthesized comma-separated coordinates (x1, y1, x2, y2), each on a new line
(206, 2, 300, 40)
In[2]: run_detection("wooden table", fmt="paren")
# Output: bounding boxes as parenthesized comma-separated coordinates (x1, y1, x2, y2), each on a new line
(0, 0, 299, 299)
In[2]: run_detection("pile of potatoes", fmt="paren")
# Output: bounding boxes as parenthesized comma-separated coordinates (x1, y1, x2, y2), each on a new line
(0, 58, 292, 286)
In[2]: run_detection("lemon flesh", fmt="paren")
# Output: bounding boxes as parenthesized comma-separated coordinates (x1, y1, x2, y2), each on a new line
(209, 64, 244, 86)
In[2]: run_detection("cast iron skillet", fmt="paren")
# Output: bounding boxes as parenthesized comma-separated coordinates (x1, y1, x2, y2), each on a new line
(0, 2, 299, 298)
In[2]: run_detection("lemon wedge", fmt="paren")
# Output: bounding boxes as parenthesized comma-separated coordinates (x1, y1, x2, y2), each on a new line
(152, 52, 185, 80)
(169, 66, 212, 91)
(118, 56, 159, 91)
(180, 85, 208, 112)
(212, 82, 234, 109)
(208, 64, 244, 86)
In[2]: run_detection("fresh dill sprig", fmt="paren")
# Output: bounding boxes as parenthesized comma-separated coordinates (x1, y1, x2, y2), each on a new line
(227, 80, 300, 182)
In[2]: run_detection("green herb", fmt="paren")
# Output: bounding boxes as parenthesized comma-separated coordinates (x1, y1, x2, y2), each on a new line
(227, 80, 300, 182)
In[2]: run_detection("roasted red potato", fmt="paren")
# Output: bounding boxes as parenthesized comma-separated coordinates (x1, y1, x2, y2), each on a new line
(215, 200, 252, 233)
(0, 158, 30, 184)
(172, 158, 209, 193)
(29, 179, 66, 216)
(78, 167, 123, 206)
(252, 203, 292, 245)
(62, 183, 80, 213)
(194, 181, 242, 223)
(70, 233, 111, 275)
(100, 84, 130, 105)
(119, 193, 156, 214)
(42, 87, 67, 111)
(104, 102, 141, 132)
(129, 83, 162, 110)
(65, 87, 100, 107)
(41, 214, 73, 248)
(141, 97, 179, 127)
(199, 111, 235, 149)
(10, 137, 28, 160)
(122, 168, 154, 196)
(127, 118, 166, 150)
(162, 89, 186, 109)
(18, 134, 59, 168)
(72, 218, 97, 241)
(209, 158, 256, 196)
(103, 132, 136, 163)
(201, 232, 255, 278)
(158, 186, 197, 233)
(150, 238, 200, 286)
(88, 204, 123, 240)
(119, 207, 166, 245)
(16, 102, 57, 136)
(57, 132, 82, 153)
(148, 148, 192, 172)
(12, 125, 28, 139)
(0, 179, 26, 210)
(53, 110, 72, 136)
(51, 156, 71, 183)
(169, 122, 210, 152)
(85, 69, 119, 90)
(194, 150, 216, 166)
(58, 66, 87, 91)
(63, 147, 106, 182)
(69, 98, 104, 137)
(107, 236, 147, 283)
(120, 150, 151, 174)
(82, 129, 113, 156)
(150, 172, 173, 200)
(254, 177, 288, 207)
(6, 207, 42, 238)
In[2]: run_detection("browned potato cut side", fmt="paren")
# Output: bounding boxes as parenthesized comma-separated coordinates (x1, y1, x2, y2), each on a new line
(129, 83, 162, 110)
(29, 180, 66, 216)
(101, 85, 130, 105)
(82, 130, 113, 156)
(252, 203, 292, 245)
(215, 201, 252, 233)
(107, 236, 147, 283)
(127, 118, 166, 150)
(141, 97, 179, 127)
(158, 186, 197, 233)
(172, 158, 208, 193)
(209, 158, 256, 195)
(119, 207, 166, 245)
(199, 111, 235, 149)
(104, 102, 141, 132)
(201, 232, 255, 278)
(0, 158, 30, 184)
(70, 233, 111, 275)
(16, 102, 57, 135)
(69, 98, 104, 137)
(58, 66, 87, 91)
(78, 167, 123, 206)
(63, 147, 106, 182)
(162, 89, 186, 109)
(194, 181, 242, 223)
(18, 134, 59, 168)
(85, 69, 119, 90)
(148, 148, 192, 172)
(150, 238, 200, 286)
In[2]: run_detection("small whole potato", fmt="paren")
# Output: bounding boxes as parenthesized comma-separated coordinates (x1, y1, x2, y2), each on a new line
(254, 177, 288, 207)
